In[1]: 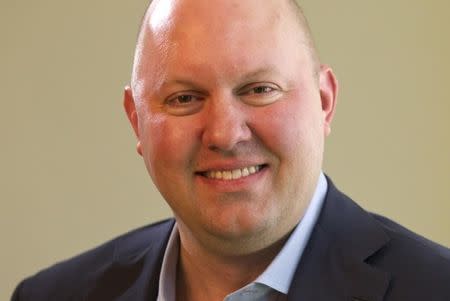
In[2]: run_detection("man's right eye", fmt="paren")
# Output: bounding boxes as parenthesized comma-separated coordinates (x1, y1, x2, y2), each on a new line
(164, 93, 204, 115)
(173, 95, 195, 104)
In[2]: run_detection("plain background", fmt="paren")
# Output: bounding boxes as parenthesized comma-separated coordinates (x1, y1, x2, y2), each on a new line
(1, 0, 449, 299)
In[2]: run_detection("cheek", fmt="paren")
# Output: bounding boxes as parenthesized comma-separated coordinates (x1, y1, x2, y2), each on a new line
(139, 114, 199, 177)
(253, 94, 322, 155)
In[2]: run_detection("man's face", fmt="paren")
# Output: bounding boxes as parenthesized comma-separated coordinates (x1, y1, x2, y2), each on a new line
(125, 0, 337, 255)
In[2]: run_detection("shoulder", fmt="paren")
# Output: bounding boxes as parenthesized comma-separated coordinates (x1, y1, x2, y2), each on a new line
(369, 212, 449, 272)
(325, 178, 449, 265)
(11, 219, 174, 301)
(322, 178, 450, 299)
(371, 212, 449, 261)
(368, 213, 450, 299)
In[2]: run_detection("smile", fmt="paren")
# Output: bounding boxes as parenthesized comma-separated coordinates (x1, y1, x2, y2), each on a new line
(202, 165, 265, 180)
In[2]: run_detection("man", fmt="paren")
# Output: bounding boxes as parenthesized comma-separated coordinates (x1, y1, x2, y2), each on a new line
(12, 0, 449, 300)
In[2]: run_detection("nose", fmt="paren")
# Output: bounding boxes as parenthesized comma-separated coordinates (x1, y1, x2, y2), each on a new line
(201, 95, 252, 152)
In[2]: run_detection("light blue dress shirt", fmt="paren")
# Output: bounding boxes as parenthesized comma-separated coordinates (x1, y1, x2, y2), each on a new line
(157, 173, 328, 301)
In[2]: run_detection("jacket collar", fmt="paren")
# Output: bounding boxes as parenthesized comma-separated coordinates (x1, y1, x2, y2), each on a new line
(85, 220, 175, 301)
(287, 178, 391, 301)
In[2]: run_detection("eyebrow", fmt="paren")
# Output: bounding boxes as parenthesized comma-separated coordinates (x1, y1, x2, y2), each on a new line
(158, 78, 201, 94)
(160, 66, 281, 91)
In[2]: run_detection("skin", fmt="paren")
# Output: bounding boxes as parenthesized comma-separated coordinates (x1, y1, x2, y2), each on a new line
(124, 0, 338, 299)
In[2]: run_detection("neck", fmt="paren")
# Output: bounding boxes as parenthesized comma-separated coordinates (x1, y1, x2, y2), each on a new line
(175, 232, 288, 301)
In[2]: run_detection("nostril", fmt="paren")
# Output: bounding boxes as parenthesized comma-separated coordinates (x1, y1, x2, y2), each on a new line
(207, 144, 221, 152)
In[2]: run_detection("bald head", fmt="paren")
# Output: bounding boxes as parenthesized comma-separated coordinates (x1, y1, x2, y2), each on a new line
(287, 0, 319, 68)
(131, 0, 320, 92)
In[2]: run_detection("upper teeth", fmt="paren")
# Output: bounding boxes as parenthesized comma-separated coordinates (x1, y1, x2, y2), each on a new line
(205, 165, 261, 180)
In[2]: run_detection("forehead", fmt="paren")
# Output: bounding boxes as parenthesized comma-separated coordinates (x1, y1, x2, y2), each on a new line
(146, 0, 300, 49)
(133, 0, 311, 92)
(148, 0, 287, 28)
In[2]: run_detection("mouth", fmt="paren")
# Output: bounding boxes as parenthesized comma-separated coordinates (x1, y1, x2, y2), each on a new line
(197, 164, 267, 181)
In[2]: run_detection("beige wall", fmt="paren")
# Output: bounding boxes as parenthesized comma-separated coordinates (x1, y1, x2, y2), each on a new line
(1, 0, 449, 298)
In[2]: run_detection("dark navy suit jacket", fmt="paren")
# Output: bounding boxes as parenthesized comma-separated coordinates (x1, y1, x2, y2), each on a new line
(12, 179, 450, 301)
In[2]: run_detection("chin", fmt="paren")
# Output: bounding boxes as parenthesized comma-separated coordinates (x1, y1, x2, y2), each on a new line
(205, 213, 278, 242)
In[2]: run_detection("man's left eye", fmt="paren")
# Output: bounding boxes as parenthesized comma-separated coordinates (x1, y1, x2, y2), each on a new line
(238, 83, 281, 106)
(240, 84, 278, 96)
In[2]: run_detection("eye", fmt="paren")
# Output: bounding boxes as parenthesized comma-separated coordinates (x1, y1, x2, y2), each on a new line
(249, 86, 276, 95)
(164, 92, 205, 116)
(238, 83, 282, 106)
(171, 95, 196, 104)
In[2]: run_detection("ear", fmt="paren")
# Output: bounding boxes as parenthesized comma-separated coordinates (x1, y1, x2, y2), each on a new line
(319, 64, 338, 136)
(123, 85, 143, 156)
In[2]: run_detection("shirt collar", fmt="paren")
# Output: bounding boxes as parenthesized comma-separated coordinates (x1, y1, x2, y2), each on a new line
(157, 172, 328, 300)
(254, 172, 327, 293)
(157, 223, 179, 301)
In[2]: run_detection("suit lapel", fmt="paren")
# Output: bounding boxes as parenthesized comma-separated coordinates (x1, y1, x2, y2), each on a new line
(117, 220, 175, 301)
(288, 180, 391, 301)
(85, 220, 175, 301)
(114, 245, 165, 301)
